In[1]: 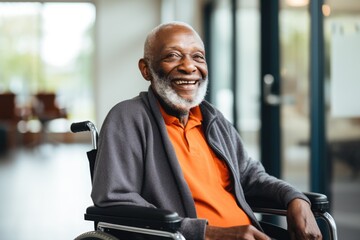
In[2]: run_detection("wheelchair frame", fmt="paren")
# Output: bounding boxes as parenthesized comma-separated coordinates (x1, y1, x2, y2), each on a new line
(71, 121, 337, 240)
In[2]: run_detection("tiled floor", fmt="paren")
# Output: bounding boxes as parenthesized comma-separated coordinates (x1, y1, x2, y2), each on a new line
(331, 177, 360, 240)
(0, 143, 93, 240)
(0, 143, 359, 240)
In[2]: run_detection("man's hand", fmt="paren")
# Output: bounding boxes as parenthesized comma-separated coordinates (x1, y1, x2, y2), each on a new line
(287, 198, 322, 240)
(205, 225, 271, 240)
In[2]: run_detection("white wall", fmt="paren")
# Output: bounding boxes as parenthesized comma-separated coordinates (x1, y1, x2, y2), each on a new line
(94, 0, 161, 125)
(94, 0, 204, 126)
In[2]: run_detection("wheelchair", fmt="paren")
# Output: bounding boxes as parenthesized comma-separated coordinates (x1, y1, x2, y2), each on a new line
(71, 121, 338, 240)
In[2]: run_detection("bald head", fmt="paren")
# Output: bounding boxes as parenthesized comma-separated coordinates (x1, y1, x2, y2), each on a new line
(143, 22, 204, 63)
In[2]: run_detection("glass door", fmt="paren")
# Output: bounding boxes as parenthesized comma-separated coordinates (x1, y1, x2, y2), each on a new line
(205, 0, 360, 238)
(278, 0, 312, 192)
(324, 0, 360, 238)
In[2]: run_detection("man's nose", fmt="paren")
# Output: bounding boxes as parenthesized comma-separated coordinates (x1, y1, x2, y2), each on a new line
(177, 56, 197, 73)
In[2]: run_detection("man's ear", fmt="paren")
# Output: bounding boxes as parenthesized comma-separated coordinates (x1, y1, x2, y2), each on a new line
(138, 58, 152, 81)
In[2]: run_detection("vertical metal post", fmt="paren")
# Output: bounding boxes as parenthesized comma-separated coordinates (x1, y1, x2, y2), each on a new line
(309, 0, 329, 197)
(260, 0, 281, 226)
(260, 0, 281, 179)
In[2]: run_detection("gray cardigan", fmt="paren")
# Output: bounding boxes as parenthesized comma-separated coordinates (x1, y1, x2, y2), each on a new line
(91, 87, 308, 239)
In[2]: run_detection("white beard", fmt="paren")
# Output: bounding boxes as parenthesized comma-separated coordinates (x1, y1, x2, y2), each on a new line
(149, 67, 208, 113)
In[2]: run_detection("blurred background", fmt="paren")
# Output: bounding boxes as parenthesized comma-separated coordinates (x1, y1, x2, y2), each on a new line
(0, 0, 359, 239)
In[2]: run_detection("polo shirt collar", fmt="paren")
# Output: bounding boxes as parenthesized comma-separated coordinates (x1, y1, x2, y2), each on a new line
(159, 102, 203, 128)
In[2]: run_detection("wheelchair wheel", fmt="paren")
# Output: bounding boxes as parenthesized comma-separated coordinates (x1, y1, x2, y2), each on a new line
(75, 231, 119, 240)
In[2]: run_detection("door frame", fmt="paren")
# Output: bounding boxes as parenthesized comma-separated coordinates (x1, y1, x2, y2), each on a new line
(260, 0, 282, 179)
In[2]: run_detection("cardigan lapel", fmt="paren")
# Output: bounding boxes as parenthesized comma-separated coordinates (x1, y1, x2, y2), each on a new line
(144, 87, 198, 218)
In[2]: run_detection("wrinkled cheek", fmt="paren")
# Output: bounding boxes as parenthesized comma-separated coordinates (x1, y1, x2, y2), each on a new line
(199, 66, 208, 79)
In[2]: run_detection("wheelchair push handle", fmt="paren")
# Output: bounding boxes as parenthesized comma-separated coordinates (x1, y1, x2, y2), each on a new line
(71, 121, 93, 133)
(71, 121, 99, 150)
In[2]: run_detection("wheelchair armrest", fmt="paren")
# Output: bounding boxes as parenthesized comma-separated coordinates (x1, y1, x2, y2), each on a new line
(85, 205, 183, 233)
(248, 192, 337, 240)
(248, 192, 329, 214)
(303, 192, 329, 213)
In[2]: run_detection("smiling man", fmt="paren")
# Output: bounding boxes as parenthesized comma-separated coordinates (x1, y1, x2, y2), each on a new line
(91, 22, 322, 240)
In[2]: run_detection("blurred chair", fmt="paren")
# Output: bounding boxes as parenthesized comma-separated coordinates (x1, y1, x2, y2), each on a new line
(32, 92, 68, 144)
(33, 93, 67, 123)
(0, 92, 20, 150)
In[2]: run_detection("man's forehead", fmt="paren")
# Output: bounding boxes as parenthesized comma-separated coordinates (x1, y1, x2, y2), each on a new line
(155, 27, 204, 50)
(144, 23, 205, 60)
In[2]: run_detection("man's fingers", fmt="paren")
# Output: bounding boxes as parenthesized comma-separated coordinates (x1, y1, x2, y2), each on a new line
(252, 227, 271, 240)
(289, 229, 323, 240)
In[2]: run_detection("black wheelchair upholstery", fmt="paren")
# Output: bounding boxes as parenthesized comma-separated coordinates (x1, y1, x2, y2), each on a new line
(71, 121, 337, 240)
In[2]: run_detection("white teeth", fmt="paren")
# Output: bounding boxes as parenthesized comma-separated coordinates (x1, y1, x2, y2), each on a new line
(174, 80, 196, 85)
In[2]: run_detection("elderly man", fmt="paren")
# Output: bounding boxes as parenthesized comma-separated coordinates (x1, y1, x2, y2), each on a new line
(91, 22, 322, 240)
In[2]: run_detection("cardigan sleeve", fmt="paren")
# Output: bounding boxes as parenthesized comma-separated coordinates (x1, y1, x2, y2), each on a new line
(91, 99, 154, 208)
(180, 218, 208, 240)
(204, 104, 309, 209)
(226, 122, 310, 208)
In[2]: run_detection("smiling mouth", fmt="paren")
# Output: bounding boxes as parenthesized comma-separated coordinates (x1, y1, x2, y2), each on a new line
(174, 80, 198, 85)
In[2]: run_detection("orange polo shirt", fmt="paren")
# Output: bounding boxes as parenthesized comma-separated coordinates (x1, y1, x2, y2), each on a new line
(160, 105, 251, 227)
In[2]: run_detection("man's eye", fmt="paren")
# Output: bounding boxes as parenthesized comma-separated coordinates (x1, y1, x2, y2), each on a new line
(166, 53, 181, 59)
(193, 54, 205, 62)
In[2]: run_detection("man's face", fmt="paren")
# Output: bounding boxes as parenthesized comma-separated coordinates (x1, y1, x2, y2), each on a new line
(148, 26, 208, 113)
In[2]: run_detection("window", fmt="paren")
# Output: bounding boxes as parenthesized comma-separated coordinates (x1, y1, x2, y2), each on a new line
(0, 2, 95, 126)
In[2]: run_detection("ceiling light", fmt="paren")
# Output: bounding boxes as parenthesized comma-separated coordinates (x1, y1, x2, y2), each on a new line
(286, 0, 309, 7)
